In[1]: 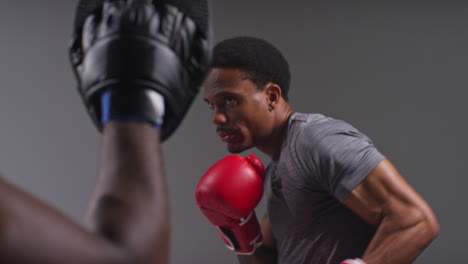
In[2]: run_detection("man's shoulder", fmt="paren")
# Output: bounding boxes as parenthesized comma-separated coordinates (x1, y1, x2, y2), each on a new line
(286, 112, 367, 158)
(289, 112, 329, 124)
(289, 112, 355, 136)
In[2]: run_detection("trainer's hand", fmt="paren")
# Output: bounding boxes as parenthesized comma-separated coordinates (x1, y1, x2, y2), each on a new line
(69, 0, 211, 141)
(196, 155, 266, 255)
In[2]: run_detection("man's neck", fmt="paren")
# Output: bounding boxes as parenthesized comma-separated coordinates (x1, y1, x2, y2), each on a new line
(257, 104, 293, 159)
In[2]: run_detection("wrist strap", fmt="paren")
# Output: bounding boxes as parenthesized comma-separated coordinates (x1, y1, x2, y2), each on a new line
(100, 88, 164, 130)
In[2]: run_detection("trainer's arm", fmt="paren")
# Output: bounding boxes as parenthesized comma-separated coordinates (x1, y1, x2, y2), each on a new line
(238, 217, 278, 264)
(0, 122, 168, 264)
(0, 177, 130, 264)
(343, 159, 440, 264)
(87, 121, 170, 263)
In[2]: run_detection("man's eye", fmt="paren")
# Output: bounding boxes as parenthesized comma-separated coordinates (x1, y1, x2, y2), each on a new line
(225, 96, 237, 105)
(208, 103, 214, 110)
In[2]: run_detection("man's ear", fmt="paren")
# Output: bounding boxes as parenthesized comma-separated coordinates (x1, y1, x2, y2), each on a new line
(265, 83, 282, 111)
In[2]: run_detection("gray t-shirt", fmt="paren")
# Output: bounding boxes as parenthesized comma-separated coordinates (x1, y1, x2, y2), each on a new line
(265, 112, 385, 264)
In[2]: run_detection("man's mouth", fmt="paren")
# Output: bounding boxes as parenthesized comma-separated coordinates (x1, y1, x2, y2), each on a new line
(217, 129, 243, 143)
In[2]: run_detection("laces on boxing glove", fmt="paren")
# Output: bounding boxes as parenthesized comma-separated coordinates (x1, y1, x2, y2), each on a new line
(341, 258, 367, 264)
(214, 212, 263, 255)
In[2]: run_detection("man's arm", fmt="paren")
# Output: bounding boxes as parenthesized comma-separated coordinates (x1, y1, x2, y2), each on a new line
(0, 122, 167, 264)
(0, 177, 129, 264)
(343, 159, 440, 264)
(87, 121, 170, 263)
(237, 217, 278, 264)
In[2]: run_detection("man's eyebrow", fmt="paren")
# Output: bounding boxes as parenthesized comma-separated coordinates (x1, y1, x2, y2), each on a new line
(204, 91, 237, 104)
(213, 91, 238, 99)
(209, 79, 234, 89)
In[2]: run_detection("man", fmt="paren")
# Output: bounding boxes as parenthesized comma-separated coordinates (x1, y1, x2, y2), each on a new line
(197, 36, 439, 264)
(0, 0, 210, 263)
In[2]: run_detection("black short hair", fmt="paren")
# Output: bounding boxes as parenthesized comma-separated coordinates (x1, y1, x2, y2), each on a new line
(211, 36, 291, 100)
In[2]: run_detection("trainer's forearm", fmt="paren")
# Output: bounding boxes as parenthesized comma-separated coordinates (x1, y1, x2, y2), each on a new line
(87, 121, 170, 264)
(362, 205, 439, 264)
(0, 177, 129, 264)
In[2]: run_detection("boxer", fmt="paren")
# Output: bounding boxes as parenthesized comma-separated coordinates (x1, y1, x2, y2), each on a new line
(197, 36, 439, 264)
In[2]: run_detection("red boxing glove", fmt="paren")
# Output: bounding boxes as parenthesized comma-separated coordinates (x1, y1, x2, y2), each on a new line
(341, 258, 367, 264)
(196, 154, 266, 255)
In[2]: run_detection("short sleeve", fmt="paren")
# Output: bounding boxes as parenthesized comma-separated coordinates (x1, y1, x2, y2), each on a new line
(296, 120, 385, 202)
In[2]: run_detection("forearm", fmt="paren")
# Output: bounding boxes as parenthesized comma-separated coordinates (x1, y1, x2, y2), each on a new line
(0, 177, 129, 264)
(342, 160, 440, 264)
(0, 122, 168, 264)
(237, 245, 277, 264)
(362, 208, 439, 264)
(87, 121, 170, 264)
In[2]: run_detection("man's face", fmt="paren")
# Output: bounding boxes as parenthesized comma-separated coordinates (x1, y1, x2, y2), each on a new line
(203, 68, 273, 153)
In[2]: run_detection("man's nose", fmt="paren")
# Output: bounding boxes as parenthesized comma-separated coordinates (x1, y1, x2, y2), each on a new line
(211, 108, 227, 125)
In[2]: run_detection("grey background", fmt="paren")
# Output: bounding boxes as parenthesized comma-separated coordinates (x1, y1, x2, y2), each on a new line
(0, 0, 466, 263)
